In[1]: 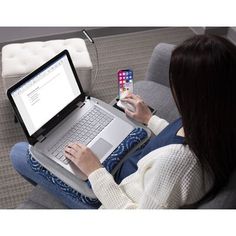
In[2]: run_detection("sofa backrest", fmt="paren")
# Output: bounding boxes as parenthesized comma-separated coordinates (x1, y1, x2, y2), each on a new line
(196, 171, 236, 209)
(145, 43, 175, 88)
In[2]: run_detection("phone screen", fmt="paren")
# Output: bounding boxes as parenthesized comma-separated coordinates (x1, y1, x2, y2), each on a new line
(118, 69, 133, 99)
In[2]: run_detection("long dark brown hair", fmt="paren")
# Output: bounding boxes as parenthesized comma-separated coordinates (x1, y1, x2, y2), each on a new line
(169, 35, 236, 195)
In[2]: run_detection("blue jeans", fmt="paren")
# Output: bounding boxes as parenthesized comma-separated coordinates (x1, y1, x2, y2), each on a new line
(10, 142, 100, 209)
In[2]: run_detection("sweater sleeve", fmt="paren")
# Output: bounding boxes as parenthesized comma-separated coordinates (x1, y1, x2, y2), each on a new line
(147, 115, 169, 135)
(139, 149, 202, 208)
(89, 146, 205, 209)
(88, 167, 138, 209)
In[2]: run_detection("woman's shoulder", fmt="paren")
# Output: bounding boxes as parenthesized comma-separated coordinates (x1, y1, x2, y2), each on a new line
(141, 144, 202, 186)
(138, 143, 199, 171)
(162, 144, 197, 167)
(164, 144, 197, 163)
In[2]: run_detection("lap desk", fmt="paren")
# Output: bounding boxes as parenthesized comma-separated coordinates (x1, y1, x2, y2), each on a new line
(29, 97, 151, 200)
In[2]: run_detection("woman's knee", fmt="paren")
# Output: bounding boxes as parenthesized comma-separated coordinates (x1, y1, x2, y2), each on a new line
(10, 142, 29, 171)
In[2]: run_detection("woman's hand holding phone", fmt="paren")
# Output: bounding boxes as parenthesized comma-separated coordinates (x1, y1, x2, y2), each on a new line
(121, 93, 153, 125)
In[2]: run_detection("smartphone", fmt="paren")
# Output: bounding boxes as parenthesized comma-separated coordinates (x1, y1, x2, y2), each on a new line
(117, 69, 133, 99)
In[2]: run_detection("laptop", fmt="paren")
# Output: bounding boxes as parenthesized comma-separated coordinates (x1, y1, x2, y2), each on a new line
(7, 50, 136, 181)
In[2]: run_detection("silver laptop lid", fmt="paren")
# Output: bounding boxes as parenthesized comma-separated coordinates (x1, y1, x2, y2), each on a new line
(7, 50, 85, 144)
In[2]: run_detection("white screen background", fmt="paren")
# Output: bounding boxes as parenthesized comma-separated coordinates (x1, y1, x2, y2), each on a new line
(12, 55, 81, 135)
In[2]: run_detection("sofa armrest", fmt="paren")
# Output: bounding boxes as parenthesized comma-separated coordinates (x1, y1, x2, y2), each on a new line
(145, 43, 175, 88)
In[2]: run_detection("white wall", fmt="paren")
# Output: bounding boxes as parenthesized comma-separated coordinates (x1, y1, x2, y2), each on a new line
(0, 27, 157, 46)
(0, 27, 85, 44)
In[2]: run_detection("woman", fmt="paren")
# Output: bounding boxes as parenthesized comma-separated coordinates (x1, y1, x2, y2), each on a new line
(10, 34, 236, 208)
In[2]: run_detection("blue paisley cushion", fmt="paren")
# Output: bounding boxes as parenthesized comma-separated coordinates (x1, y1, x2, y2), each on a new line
(102, 127, 147, 172)
(27, 127, 148, 207)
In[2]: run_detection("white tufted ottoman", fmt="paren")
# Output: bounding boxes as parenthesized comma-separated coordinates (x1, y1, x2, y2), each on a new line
(1, 38, 93, 93)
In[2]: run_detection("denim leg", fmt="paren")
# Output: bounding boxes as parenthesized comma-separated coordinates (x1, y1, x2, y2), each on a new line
(10, 142, 100, 209)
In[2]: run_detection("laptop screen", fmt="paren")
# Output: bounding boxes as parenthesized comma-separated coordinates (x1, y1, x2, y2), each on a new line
(11, 54, 82, 136)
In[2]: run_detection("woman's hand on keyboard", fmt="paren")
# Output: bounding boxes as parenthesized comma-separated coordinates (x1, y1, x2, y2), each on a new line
(64, 143, 103, 177)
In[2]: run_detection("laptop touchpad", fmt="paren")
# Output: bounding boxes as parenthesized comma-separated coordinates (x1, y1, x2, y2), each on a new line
(90, 138, 113, 160)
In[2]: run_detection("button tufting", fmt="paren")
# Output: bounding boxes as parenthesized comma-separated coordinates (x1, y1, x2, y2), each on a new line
(1, 38, 93, 94)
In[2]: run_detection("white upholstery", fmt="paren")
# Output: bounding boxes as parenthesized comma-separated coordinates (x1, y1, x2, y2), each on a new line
(2, 38, 93, 93)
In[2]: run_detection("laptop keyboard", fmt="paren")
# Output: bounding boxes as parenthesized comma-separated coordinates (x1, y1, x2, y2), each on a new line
(48, 106, 114, 164)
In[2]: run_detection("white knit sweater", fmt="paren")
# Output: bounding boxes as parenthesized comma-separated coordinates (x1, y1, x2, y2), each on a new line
(88, 115, 213, 209)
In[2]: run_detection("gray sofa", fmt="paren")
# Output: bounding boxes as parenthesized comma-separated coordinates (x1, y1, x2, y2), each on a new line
(17, 43, 236, 209)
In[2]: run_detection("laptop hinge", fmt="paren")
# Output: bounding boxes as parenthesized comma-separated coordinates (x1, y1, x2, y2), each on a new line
(37, 135, 46, 143)
(79, 102, 85, 108)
